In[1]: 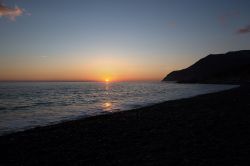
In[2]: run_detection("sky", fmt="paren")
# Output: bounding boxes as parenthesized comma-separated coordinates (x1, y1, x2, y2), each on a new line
(0, 0, 250, 81)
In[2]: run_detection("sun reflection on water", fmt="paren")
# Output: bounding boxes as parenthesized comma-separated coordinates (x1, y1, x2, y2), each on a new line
(102, 82, 113, 111)
(104, 102, 111, 107)
(103, 102, 112, 111)
(105, 83, 109, 91)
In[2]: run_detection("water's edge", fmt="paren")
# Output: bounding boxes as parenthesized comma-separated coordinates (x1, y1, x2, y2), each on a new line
(0, 84, 239, 136)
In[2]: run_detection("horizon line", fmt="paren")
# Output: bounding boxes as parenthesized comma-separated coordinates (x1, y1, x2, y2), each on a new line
(0, 79, 161, 83)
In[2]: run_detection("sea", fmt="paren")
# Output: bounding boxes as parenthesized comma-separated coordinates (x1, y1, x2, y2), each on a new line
(0, 82, 237, 135)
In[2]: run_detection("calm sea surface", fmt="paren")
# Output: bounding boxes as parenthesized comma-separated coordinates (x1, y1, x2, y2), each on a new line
(0, 82, 237, 135)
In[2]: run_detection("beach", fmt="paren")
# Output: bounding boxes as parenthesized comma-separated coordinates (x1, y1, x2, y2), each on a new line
(1, 84, 250, 165)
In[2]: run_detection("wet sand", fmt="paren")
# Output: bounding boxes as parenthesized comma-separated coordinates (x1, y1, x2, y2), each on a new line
(1, 84, 250, 165)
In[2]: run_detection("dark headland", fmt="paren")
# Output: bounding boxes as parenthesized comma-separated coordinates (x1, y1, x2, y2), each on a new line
(163, 50, 250, 83)
(1, 51, 250, 166)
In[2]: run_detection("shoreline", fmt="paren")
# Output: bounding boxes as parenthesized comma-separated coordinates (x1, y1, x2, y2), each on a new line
(0, 84, 238, 137)
(1, 84, 250, 165)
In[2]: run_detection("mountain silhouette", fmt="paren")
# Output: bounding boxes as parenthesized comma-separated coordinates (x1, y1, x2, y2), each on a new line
(163, 50, 250, 83)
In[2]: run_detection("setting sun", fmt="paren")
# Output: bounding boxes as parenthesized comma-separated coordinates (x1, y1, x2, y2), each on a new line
(105, 78, 110, 82)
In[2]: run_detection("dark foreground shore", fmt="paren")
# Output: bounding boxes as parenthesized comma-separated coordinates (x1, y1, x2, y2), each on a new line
(1, 84, 250, 166)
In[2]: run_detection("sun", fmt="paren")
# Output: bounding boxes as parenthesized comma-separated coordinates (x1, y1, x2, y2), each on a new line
(105, 78, 110, 82)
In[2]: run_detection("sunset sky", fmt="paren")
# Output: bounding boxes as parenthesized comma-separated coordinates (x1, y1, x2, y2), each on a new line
(0, 0, 250, 81)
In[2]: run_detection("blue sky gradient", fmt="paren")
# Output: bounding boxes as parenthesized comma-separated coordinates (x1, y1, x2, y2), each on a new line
(0, 0, 250, 81)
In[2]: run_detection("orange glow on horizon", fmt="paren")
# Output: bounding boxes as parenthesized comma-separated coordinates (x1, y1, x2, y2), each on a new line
(0, 52, 184, 82)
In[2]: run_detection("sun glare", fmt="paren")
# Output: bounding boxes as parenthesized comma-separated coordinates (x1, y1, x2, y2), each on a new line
(105, 78, 110, 82)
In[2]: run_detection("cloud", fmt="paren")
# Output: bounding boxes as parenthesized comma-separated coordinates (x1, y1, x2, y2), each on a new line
(237, 24, 250, 34)
(0, 3, 24, 21)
